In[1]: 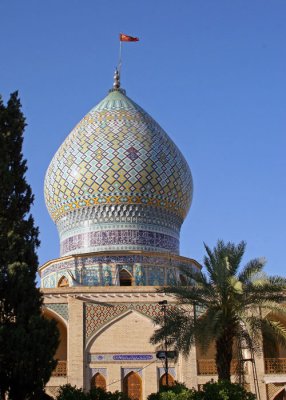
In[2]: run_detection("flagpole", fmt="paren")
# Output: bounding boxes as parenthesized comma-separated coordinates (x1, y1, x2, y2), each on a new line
(118, 39, 122, 77)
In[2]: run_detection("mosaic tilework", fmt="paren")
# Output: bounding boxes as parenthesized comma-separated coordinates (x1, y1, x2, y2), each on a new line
(149, 267, 165, 286)
(134, 264, 146, 286)
(85, 303, 163, 340)
(122, 368, 142, 378)
(41, 254, 194, 278)
(44, 89, 193, 256)
(57, 204, 182, 237)
(45, 303, 69, 321)
(40, 253, 197, 288)
(90, 368, 107, 378)
(45, 90, 193, 222)
(158, 368, 176, 378)
(82, 266, 100, 286)
(61, 229, 179, 256)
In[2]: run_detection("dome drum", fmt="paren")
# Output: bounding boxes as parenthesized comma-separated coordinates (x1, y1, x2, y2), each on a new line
(39, 251, 200, 289)
(57, 203, 182, 256)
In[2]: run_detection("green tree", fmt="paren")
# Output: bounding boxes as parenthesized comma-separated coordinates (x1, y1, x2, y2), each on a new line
(151, 240, 286, 381)
(0, 92, 59, 400)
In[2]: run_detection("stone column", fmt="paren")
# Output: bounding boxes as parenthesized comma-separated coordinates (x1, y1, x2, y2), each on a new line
(68, 296, 85, 388)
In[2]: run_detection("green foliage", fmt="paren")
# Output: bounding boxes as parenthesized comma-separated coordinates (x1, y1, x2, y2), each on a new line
(147, 381, 255, 400)
(56, 384, 130, 400)
(57, 385, 86, 400)
(198, 381, 256, 400)
(148, 382, 192, 400)
(0, 92, 59, 400)
(151, 240, 286, 381)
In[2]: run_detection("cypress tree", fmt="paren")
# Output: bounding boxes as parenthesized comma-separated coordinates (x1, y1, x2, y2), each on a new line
(0, 92, 59, 400)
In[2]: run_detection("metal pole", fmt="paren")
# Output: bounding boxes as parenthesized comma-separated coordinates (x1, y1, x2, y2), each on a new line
(118, 40, 122, 76)
(164, 304, 169, 387)
(159, 300, 169, 387)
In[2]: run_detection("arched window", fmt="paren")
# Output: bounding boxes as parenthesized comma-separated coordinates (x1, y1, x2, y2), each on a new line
(159, 373, 175, 389)
(91, 373, 106, 391)
(123, 371, 142, 400)
(58, 276, 69, 287)
(119, 269, 132, 286)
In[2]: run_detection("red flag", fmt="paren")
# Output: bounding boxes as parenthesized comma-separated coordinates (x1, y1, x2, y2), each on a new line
(120, 33, 139, 42)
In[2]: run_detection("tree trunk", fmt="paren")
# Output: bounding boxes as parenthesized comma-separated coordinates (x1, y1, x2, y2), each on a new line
(216, 332, 234, 381)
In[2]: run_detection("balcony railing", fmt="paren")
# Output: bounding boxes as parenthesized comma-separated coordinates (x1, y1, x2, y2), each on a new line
(197, 359, 241, 375)
(265, 358, 286, 374)
(52, 360, 67, 377)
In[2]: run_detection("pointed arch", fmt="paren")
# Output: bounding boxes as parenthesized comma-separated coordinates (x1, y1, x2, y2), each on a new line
(263, 312, 286, 360)
(58, 275, 69, 287)
(272, 388, 286, 400)
(123, 371, 142, 400)
(119, 268, 133, 286)
(43, 308, 67, 377)
(86, 309, 155, 350)
(159, 373, 175, 389)
(91, 373, 106, 391)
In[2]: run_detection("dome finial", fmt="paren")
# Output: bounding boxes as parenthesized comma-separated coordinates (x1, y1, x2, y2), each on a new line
(113, 68, 120, 90)
(109, 68, 126, 94)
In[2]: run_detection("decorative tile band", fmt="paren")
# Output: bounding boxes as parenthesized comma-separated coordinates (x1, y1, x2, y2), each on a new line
(60, 229, 179, 256)
(40, 253, 197, 289)
(90, 354, 155, 362)
(52, 194, 187, 222)
(56, 204, 182, 237)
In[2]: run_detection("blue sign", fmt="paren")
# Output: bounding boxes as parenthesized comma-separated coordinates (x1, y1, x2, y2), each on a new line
(113, 354, 153, 361)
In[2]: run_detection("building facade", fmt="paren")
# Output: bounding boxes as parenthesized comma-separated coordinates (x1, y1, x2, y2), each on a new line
(39, 72, 286, 400)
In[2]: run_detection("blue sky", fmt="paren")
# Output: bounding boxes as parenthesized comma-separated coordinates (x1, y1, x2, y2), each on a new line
(1, 0, 285, 275)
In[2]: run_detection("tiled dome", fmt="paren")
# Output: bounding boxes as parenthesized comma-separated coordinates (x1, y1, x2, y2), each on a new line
(44, 85, 193, 256)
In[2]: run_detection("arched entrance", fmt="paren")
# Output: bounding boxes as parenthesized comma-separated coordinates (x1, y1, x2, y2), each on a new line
(159, 373, 175, 389)
(91, 373, 106, 391)
(123, 371, 142, 400)
(119, 269, 133, 286)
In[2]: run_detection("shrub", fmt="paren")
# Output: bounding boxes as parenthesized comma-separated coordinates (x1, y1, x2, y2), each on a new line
(147, 381, 256, 400)
(56, 384, 130, 400)
(197, 381, 256, 400)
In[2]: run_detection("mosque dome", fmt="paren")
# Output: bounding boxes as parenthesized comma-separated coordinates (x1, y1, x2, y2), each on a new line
(44, 74, 193, 256)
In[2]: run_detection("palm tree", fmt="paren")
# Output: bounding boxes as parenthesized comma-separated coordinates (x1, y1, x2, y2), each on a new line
(151, 240, 286, 381)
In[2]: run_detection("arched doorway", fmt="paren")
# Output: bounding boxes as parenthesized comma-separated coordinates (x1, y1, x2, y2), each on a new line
(159, 373, 175, 389)
(123, 371, 142, 400)
(91, 373, 106, 391)
(119, 269, 132, 286)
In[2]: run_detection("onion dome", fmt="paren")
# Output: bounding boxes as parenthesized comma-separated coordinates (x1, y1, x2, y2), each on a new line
(44, 72, 193, 256)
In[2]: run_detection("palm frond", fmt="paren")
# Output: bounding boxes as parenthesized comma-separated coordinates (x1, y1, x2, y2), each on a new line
(238, 258, 266, 283)
(261, 318, 286, 349)
(150, 306, 196, 355)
